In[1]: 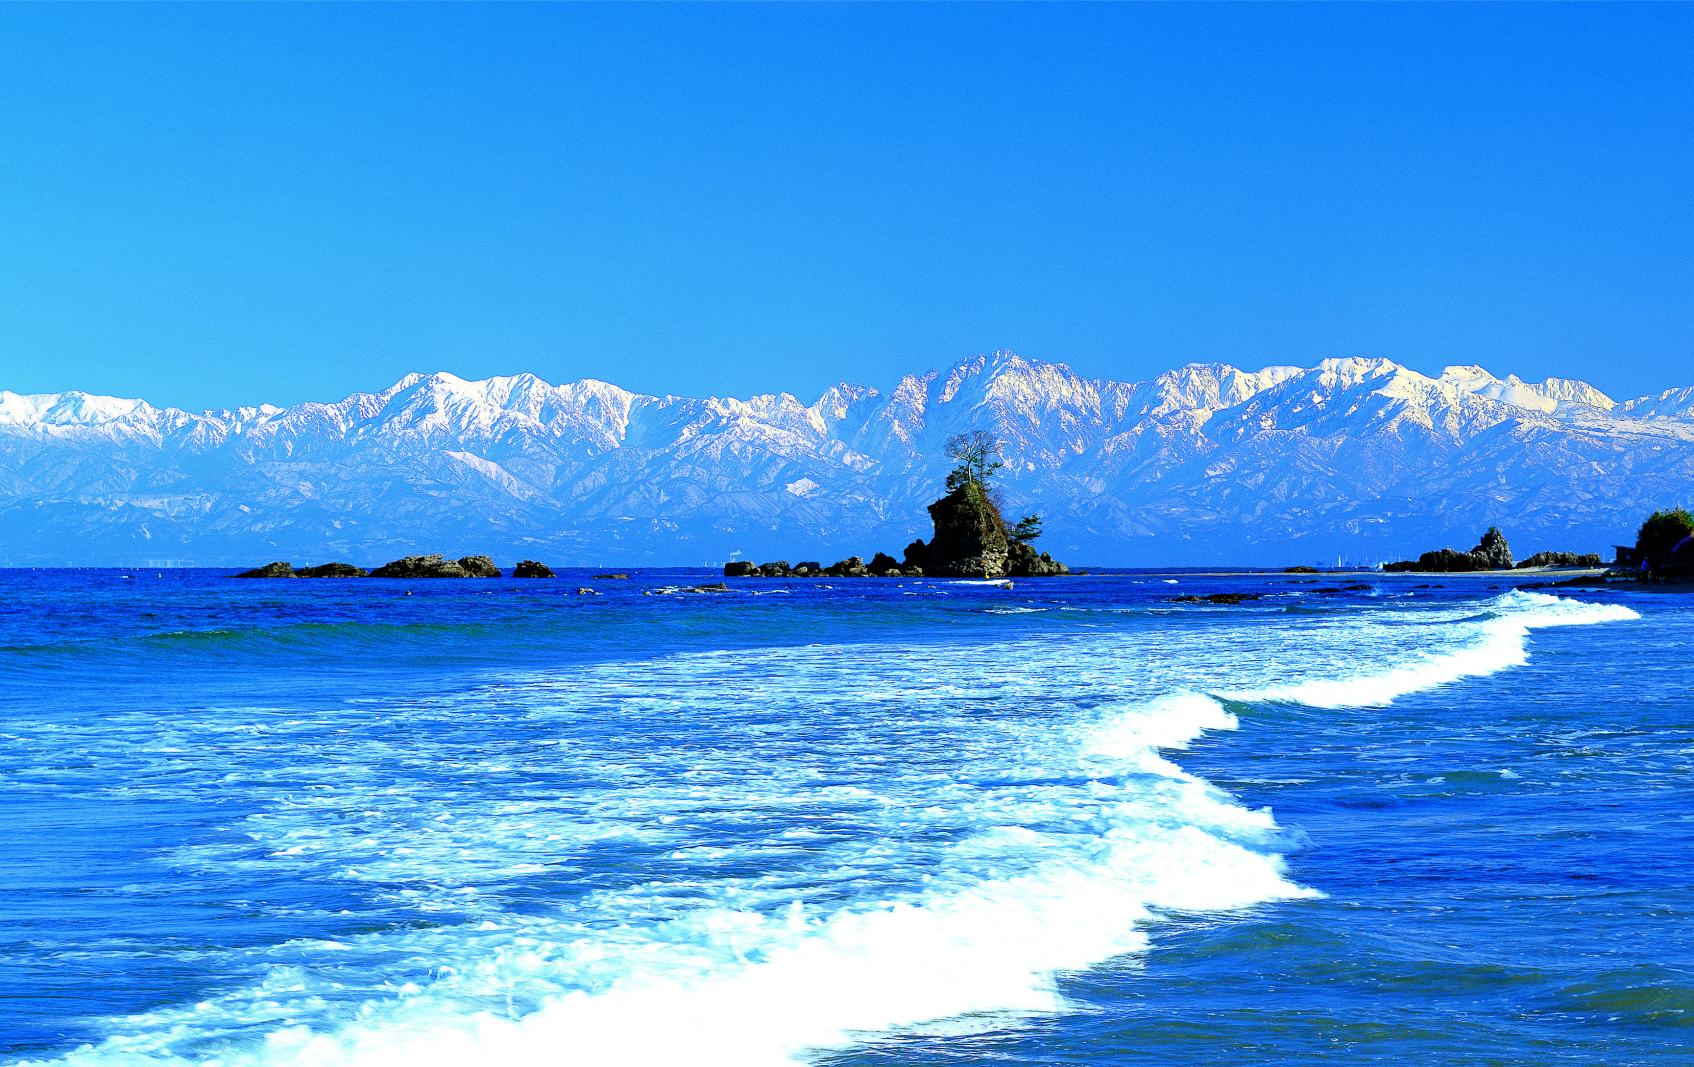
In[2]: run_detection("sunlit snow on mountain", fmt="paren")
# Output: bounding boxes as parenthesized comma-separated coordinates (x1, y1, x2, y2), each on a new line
(2, 352, 1690, 566)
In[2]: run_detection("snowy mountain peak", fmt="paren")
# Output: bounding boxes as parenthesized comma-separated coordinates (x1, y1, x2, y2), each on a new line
(1438, 365, 1615, 414)
(1, 352, 1688, 567)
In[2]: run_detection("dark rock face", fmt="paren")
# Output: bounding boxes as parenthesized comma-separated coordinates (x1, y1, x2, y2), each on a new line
(1384, 527, 1514, 572)
(1284, 565, 1320, 574)
(295, 562, 368, 578)
(370, 554, 499, 578)
(757, 560, 792, 577)
(919, 484, 1012, 577)
(824, 556, 871, 577)
(723, 561, 757, 577)
(1516, 551, 1603, 569)
(868, 551, 902, 576)
(513, 560, 555, 578)
(235, 561, 295, 578)
(1472, 527, 1513, 569)
(1007, 539, 1068, 577)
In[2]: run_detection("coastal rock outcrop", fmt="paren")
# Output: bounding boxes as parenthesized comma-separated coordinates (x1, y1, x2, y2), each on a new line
(235, 561, 296, 578)
(905, 484, 1011, 577)
(1384, 527, 1515, 572)
(369, 554, 500, 578)
(294, 562, 368, 578)
(902, 484, 1069, 578)
(513, 560, 555, 578)
(234, 561, 367, 578)
(1516, 551, 1602, 569)
(722, 431, 1068, 580)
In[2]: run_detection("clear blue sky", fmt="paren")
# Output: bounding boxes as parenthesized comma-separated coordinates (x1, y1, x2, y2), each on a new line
(1, 3, 1690, 411)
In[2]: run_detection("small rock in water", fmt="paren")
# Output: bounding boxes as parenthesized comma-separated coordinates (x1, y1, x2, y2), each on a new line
(593, 573, 630, 580)
(234, 561, 295, 578)
(1171, 592, 1262, 605)
(513, 560, 555, 578)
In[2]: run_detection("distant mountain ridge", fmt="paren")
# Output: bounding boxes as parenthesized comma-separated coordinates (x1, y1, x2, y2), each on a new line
(2, 351, 1691, 566)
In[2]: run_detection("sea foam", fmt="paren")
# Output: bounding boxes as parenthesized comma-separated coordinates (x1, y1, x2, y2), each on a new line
(31, 663, 1310, 1067)
(1229, 591, 1639, 709)
(24, 591, 1638, 1067)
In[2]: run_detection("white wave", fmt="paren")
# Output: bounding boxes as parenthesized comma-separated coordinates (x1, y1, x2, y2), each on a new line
(31, 683, 1308, 1067)
(39, 590, 1636, 1067)
(1228, 591, 1638, 709)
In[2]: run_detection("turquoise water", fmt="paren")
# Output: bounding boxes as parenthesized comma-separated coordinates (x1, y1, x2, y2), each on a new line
(0, 569, 1687, 1065)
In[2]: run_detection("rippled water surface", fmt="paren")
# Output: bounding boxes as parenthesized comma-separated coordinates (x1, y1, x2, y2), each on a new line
(0, 568, 1687, 1065)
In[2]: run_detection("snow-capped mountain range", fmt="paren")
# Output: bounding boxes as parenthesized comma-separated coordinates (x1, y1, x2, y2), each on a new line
(3, 351, 1691, 566)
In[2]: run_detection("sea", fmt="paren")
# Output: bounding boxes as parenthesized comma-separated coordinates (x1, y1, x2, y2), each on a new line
(0, 567, 1688, 1066)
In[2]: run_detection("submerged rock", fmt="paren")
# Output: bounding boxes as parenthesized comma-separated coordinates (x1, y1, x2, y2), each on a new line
(647, 582, 731, 595)
(513, 560, 556, 578)
(369, 554, 499, 578)
(1171, 592, 1263, 605)
(593, 573, 631, 580)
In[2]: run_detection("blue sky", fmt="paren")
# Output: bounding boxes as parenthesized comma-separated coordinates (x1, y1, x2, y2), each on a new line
(1, 3, 1690, 411)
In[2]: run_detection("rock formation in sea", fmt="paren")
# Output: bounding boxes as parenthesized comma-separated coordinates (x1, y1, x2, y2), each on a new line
(901, 483, 1068, 578)
(1516, 551, 1603, 568)
(513, 560, 555, 577)
(725, 431, 1068, 579)
(368, 554, 500, 578)
(1383, 527, 1515, 572)
(234, 561, 367, 578)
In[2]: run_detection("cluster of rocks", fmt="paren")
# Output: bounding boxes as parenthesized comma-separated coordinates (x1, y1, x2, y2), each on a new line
(1383, 528, 1516, 573)
(724, 483, 1070, 580)
(647, 582, 731, 595)
(724, 553, 918, 579)
(234, 561, 369, 579)
(235, 554, 558, 579)
(1516, 551, 1603, 569)
(1385, 528, 1605, 573)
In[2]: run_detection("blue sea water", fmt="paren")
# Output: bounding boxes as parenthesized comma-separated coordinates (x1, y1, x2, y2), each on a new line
(0, 568, 1688, 1065)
